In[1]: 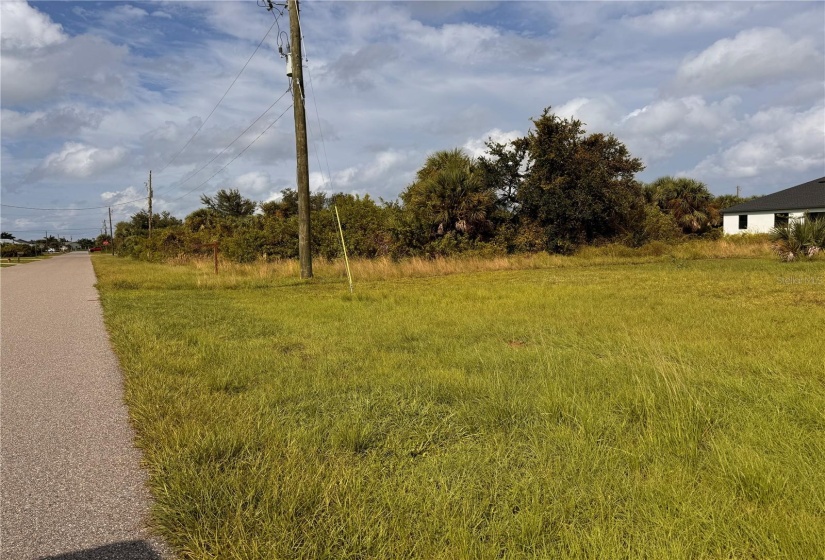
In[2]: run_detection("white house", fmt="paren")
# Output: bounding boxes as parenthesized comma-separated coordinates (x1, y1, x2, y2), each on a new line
(721, 176, 825, 235)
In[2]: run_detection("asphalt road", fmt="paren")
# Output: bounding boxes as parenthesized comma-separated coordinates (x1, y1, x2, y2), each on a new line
(1, 253, 170, 559)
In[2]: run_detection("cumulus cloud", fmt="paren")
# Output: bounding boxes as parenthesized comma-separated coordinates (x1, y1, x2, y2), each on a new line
(620, 96, 742, 162)
(463, 128, 522, 158)
(1, 34, 132, 105)
(1, 107, 104, 138)
(0, 1, 66, 51)
(37, 142, 127, 179)
(100, 186, 146, 218)
(330, 149, 419, 195)
(229, 171, 274, 196)
(690, 104, 825, 179)
(555, 97, 624, 133)
(671, 28, 824, 92)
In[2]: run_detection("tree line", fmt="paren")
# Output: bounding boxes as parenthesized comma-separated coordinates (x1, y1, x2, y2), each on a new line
(112, 107, 753, 262)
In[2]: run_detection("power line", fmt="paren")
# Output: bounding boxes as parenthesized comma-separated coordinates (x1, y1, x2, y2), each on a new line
(166, 103, 293, 204)
(1, 201, 136, 211)
(1, 12, 290, 216)
(154, 87, 291, 198)
(155, 16, 281, 175)
(1, 90, 292, 213)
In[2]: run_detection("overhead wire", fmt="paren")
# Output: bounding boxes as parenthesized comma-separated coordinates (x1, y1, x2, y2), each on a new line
(294, 3, 334, 192)
(153, 86, 291, 199)
(166, 102, 293, 203)
(155, 16, 281, 175)
(1, 13, 286, 213)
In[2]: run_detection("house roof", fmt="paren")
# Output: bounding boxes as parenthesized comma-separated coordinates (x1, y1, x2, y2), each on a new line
(722, 176, 825, 214)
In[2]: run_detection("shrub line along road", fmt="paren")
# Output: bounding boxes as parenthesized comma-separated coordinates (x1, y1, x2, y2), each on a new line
(1, 253, 169, 559)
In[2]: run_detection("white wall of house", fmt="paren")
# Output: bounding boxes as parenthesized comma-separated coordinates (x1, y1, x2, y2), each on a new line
(723, 208, 825, 235)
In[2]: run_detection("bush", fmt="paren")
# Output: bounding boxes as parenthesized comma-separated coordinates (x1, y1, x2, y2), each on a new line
(770, 216, 825, 261)
(1, 243, 32, 257)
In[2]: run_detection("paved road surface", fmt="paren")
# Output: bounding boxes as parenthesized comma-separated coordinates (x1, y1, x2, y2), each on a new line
(1, 253, 170, 559)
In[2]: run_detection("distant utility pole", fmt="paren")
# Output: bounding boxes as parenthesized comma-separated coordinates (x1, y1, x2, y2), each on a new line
(288, 0, 312, 278)
(108, 207, 114, 255)
(148, 170, 153, 236)
(736, 185, 741, 198)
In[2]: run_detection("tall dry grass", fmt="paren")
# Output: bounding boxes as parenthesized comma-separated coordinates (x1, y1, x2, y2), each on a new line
(176, 236, 775, 286)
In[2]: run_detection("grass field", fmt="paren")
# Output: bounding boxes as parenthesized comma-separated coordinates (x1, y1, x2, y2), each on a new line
(0, 254, 55, 267)
(93, 251, 825, 559)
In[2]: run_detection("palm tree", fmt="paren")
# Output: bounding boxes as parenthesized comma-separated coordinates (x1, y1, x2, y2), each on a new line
(771, 214, 825, 261)
(648, 176, 718, 234)
(401, 149, 496, 238)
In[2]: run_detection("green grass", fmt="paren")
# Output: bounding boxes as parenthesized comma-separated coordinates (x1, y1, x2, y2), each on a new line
(0, 254, 55, 267)
(93, 254, 825, 559)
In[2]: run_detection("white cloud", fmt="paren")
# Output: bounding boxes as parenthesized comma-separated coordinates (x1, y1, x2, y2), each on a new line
(623, 4, 748, 34)
(0, 1, 66, 51)
(620, 96, 742, 162)
(107, 5, 148, 22)
(1, 109, 43, 136)
(329, 149, 419, 194)
(1, 106, 103, 137)
(555, 97, 624, 133)
(1, 35, 132, 105)
(672, 28, 824, 92)
(231, 171, 273, 195)
(691, 104, 825, 179)
(101, 186, 146, 218)
(462, 129, 522, 159)
(37, 142, 127, 179)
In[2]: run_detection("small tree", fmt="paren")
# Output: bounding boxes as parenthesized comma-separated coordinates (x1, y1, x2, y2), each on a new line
(516, 109, 644, 252)
(200, 189, 257, 217)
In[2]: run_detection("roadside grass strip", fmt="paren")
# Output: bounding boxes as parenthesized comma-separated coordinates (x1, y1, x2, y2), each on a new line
(93, 255, 825, 559)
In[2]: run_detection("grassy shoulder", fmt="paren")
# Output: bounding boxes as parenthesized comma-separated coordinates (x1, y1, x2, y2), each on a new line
(0, 254, 56, 267)
(93, 251, 825, 559)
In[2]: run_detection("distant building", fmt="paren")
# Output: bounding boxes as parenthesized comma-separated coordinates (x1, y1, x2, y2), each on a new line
(721, 176, 825, 235)
(0, 238, 34, 246)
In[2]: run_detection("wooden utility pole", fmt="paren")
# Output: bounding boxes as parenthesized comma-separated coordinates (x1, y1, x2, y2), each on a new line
(148, 170, 153, 236)
(288, 0, 312, 278)
(108, 207, 114, 255)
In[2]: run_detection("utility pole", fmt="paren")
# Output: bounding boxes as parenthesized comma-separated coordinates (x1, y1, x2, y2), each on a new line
(288, 0, 312, 278)
(148, 170, 153, 236)
(108, 207, 114, 255)
(736, 185, 741, 198)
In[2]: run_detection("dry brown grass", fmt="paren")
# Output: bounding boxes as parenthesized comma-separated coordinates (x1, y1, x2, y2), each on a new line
(176, 236, 776, 286)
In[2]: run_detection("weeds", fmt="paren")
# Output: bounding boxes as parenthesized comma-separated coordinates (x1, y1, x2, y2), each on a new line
(94, 253, 825, 559)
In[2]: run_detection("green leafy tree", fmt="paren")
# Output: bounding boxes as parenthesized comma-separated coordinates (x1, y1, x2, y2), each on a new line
(200, 188, 257, 217)
(1, 231, 15, 240)
(516, 109, 644, 252)
(477, 139, 528, 214)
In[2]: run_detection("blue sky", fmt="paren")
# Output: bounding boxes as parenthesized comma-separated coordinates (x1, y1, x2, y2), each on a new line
(1, 1, 824, 240)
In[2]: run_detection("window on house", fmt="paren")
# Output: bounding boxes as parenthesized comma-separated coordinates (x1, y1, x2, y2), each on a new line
(775, 213, 789, 227)
(738, 215, 748, 229)
(809, 212, 824, 222)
